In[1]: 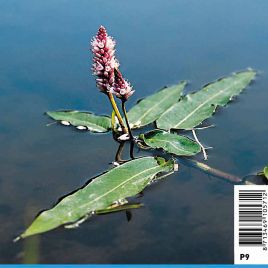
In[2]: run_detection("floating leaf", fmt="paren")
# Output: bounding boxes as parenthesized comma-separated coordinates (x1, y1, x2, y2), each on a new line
(127, 81, 187, 128)
(19, 157, 174, 238)
(259, 166, 268, 180)
(96, 203, 143, 215)
(264, 167, 268, 180)
(46, 110, 111, 133)
(139, 130, 201, 156)
(156, 70, 256, 130)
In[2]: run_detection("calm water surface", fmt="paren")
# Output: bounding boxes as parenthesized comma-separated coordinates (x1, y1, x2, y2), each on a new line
(1, 0, 268, 264)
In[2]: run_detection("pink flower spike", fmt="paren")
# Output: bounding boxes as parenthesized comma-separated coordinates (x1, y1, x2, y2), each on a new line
(113, 69, 135, 101)
(91, 26, 119, 93)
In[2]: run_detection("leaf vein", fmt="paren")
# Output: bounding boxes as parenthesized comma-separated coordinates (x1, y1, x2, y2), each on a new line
(80, 164, 161, 209)
(173, 79, 243, 128)
(133, 86, 183, 124)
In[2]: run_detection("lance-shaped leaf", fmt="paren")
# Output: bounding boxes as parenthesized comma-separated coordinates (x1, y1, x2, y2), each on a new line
(264, 167, 268, 180)
(19, 157, 174, 239)
(127, 81, 187, 128)
(46, 110, 111, 133)
(156, 70, 256, 130)
(140, 130, 201, 156)
(258, 166, 268, 180)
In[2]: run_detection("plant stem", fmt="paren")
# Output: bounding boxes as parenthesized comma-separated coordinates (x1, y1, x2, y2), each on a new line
(111, 110, 116, 132)
(181, 157, 242, 183)
(122, 101, 135, 159)
(121, 101, 134, 140)
(129, 140, 135, 159)
(115, 142, 125, 163)
(108, 92, 128, 134)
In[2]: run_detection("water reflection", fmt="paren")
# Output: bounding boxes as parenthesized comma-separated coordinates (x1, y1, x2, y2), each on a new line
(16, 136, 267, 263)
(23, 206, 40, 264)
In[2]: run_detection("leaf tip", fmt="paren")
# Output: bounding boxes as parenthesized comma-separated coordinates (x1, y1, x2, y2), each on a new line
(236, 68, 257, 80)
(13, 236, 21, 243)
(180, 80, 188, 86)
(246, 67, 257, 73)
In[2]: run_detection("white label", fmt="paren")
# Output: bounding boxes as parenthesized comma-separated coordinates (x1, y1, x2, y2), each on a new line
(234, 185, 268, 264)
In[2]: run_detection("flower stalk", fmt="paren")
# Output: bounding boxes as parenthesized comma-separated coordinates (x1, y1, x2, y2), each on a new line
(121, 100, 135, 159)
(121, 100, 134, 140)
(108, 92, 128, 134)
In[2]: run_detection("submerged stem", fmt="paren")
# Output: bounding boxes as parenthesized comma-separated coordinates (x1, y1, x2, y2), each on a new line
(181, 157, 242, 183)
(115, 142, 125, 163)
(129, 140, 135, 159)
(108, 92, 128, 134)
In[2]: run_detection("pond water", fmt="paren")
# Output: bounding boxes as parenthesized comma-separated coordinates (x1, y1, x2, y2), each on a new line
(1, 0, 268, 264)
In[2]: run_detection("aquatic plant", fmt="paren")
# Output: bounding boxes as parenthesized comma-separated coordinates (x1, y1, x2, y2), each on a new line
(16, 26, 259, 240)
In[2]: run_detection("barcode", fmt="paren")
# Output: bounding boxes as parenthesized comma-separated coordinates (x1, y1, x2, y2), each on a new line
(238, 190, 264, 246)
(234, 185, 268, 264)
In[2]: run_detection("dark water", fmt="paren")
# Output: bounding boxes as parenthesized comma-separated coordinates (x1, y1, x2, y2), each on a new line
(1, 0, 268, 264)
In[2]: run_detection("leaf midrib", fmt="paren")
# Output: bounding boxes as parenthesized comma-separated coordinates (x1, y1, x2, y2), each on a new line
(147, 137, 195, 154)
(79, 164, 162, 210)
(131, 85, 183, 125)
(174, 80, 240, 128)
(61, 115, 108, 130)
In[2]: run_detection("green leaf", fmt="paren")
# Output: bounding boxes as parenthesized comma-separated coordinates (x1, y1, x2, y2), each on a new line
(127, 81, 187, 128)
(46, 110, 111, 133)
(139, 130, 201, 156)
(264, 166, 268, 180)
(96, 203, 143, 215)
(156, 70, 256, 130)
(20, 157, 174, 238)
